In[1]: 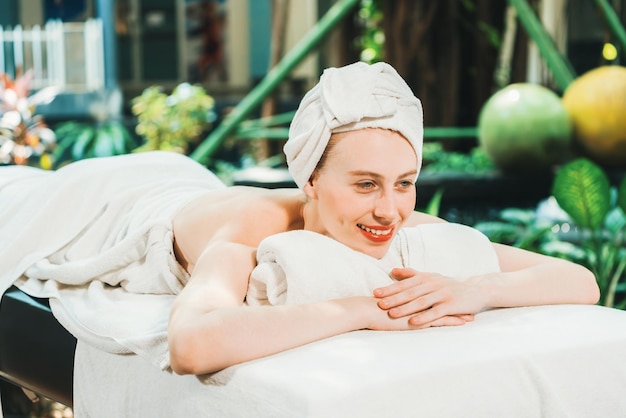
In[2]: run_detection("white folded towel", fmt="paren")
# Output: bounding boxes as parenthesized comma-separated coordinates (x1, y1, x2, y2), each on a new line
(247, 223, 501, 306)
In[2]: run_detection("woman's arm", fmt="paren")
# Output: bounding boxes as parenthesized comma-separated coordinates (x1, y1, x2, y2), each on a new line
(480, 243, 600, 306)
(168, 240, 414, 375)
(374, 243, 600, 327)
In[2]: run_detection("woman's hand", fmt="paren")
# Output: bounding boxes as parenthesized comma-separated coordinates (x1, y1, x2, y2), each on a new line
(373, 267, 489, 328)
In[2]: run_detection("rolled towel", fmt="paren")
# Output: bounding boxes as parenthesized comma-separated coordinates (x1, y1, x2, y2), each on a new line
(247, 230, 392, 306)
(246, 223, 501, 306)
(284, 61, 424, 189)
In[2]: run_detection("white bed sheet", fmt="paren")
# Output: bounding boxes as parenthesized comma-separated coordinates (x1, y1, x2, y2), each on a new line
(74, 304, 626, 418)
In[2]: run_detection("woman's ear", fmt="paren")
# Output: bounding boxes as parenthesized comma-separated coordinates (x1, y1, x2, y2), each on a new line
(302, 174, 318, 199)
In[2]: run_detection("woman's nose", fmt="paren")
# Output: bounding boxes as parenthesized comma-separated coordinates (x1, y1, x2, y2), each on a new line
(373, 191, 397, 220)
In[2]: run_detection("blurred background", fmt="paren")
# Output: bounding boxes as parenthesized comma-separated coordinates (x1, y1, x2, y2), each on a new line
(1, 1, 626, 416)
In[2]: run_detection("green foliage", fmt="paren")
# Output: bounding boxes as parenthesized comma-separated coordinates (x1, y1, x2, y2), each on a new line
(422, 143, 494, 174)
(618, 178, 626, 213)
(552, 158, 611, 229)
(474, 208, 553, 252)
(423, 188, 444, 217)
(552, 158, 626, 308)
(131, 83, 215, 154)
(52, 120, 138, 166)
(477, 159, 626, 309)
(356, 0, 384, 63)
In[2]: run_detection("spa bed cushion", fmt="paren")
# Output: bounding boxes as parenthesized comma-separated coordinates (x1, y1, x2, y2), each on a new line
(73, 304, 626, 418)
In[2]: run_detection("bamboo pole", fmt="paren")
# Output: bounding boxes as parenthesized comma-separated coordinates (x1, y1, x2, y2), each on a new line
(508, 0, 576, 91)
(593, 0, 626, 53)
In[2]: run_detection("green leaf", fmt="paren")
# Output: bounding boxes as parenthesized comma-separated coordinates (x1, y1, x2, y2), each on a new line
(500, 208, 535, 226)
(105, 122, 127, 154)
(540, 240, 588, 261)
(424, 188, 444, 217)
(474, 221, 520, 244)
(71, 126, 96, 160)
(552, 158, 611, 229)
(605, 207, 626, 235)
(515, 225, 552, 250)
(93, 128, 115, 157)
(618, 176, 626, 213)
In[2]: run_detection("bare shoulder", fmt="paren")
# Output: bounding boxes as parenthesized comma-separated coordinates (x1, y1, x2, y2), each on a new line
(405, 210, 448, 227)
(173, 186, 305, 271)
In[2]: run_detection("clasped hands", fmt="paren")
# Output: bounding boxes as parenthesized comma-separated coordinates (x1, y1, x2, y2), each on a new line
(372, 267, 488, 329)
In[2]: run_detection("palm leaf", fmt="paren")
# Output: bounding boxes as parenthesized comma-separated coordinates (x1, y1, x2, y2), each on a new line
(552, 158, 611, 229)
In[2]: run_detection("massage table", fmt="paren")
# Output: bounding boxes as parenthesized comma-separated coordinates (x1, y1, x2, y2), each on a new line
(3, 287, 626, 417)
(34, 304, 626, 417)
(3, 153, 626, 417)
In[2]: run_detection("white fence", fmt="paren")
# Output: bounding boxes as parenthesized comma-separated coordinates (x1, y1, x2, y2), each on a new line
(0, 19, 104, 92)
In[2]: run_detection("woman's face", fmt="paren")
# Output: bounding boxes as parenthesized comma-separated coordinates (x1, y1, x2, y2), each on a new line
(304, 128, 418, 259)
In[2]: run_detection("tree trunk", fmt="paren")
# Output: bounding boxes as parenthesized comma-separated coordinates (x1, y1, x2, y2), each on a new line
(380, 0, 508, 148)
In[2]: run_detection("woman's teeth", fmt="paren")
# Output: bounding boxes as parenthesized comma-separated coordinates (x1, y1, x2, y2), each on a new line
(357, 224, 392, 235)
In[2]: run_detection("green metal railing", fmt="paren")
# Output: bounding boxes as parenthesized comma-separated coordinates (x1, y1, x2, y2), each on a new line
(233, 109, 477, 141)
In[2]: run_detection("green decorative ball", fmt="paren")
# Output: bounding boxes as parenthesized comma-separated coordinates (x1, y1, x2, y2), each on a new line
(478, 83, 573, 172)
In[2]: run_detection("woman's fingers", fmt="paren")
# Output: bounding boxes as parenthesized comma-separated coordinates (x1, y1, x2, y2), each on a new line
(407, 306, 477, 327)
(374, 269, 427, 299)
(411, 314, 472, 329)
(384, 291, 437, 317)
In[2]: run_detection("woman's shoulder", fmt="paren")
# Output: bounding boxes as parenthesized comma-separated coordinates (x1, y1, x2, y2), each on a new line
(174, 186, 304, 250)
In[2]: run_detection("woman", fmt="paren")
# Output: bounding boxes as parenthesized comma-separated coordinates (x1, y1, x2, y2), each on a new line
(167, 62, 599, 375)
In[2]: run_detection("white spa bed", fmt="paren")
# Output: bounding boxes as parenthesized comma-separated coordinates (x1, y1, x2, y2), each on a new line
(3, 153, 626, 416)
(73, 304, 626, 418)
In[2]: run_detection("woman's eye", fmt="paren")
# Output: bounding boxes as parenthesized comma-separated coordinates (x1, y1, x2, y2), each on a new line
(356, 181, 375, 189)
(398, 180, 414, 188)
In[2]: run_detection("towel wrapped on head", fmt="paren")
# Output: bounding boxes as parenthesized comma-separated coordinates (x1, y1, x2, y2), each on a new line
(284, 61, 424, 189)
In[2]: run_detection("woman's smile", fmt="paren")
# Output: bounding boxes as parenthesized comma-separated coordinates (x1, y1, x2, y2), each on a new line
(357, 223, 395, 243)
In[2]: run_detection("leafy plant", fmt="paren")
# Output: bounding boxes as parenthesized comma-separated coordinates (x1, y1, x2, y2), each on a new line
(356, 0, 384, 63)
(52, 89, 137, 166)
(474, 207, 554, 253)
(552, 158, 626, 308)
(52, 120, 137, 166)
(422, 143, 494, 174)
(131, 82, 215, 154)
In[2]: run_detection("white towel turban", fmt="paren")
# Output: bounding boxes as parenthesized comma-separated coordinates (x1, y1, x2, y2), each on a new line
(284, 61, 424, 189)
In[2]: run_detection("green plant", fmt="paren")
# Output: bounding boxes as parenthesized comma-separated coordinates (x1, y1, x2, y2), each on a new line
(356, 0, 384, 63)
(53, 119, 137, 166)
(552, 158, 626, 308)
(52, 89, 137, 166)
(422, 142, 494, 173)
(474, 207, 555, 253)
(131, 82, 215, 154)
